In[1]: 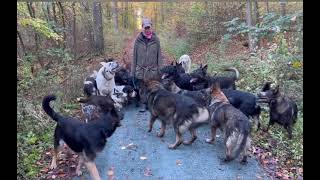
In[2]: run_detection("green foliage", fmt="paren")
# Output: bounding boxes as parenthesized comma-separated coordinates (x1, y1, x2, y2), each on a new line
(18, 18, 63, 41)
(223, 11, 303, 40)
(42, 48, 72, 62)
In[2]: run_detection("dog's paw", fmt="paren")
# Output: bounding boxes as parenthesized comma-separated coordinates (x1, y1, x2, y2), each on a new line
(50, 162, 57, 169)
(157, 132, 164, 137)
(168, 144, 177, 149)
(205, 138, 215, 144)
(76, 170, 83, 176)
(183, 141, 192, 145)
(240, 160, 248, 165)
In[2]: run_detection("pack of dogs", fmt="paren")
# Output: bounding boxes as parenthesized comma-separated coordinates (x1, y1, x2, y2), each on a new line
(42, 55, 298, 179)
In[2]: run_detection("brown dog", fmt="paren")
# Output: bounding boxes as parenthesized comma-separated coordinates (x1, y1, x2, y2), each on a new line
(206, 83, 251, 163)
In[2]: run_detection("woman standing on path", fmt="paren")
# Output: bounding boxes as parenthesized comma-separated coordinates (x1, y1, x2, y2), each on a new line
(131, 18, 162, 111)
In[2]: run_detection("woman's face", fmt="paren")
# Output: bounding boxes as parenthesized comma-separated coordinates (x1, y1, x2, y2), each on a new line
(144, 26, 152, 34)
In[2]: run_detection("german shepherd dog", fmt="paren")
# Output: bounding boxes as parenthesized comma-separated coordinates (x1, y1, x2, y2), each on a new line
(142, 80, 210, 149)
(257, 82, 298, 139)
(163, 78, 261, 130)
(206, 83, 251, 164)
(161, 77, 212, 107)
(42, 95, 121, 180)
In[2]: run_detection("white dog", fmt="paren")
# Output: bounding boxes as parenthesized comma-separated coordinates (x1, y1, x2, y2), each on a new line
(96, 61, 120, 96)
(178, 54, 192, 73)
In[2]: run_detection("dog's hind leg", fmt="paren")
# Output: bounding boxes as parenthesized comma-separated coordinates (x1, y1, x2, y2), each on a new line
(76, 155, 84, 176)
(206, 126, 217, 144)
(50, 138, 62, 169)
(84, 161, 101, 180)
(183, 128, 197, 145)
(148, 115, 157, 133)
(285, 124, 293, 139)
(168, 130, 183, 149)
(240, 137, 251, 165)
(157, 121, 166, 137)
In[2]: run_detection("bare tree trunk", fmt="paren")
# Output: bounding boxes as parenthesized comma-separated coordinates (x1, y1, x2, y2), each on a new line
(46, 2, 52, 22)
(253, 0, 259, 25)
(82, 2, 95, 53)
(124, 0, 128, 29)
(17, 30, 26, 56)
(52, 2, 58, 24)
(58, 2, 66, 48)
(265, 0, 269, 13)
(246, 0, 256, 53)
(161, 2, 164, 23)
(280, 0, 286, 16)
(41, 2, 49, 22)
(27, 2, 41, 64)
(112, 0, 119, 32)
(154, 3, 157, 31)
(72, 2, 77, 60)
(93, 1, 105, 55)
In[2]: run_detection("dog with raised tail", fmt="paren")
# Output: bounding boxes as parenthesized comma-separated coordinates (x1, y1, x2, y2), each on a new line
(42, 94, 121, 180)
(206, 83, 251, 164)
(178, 54, 192, 73)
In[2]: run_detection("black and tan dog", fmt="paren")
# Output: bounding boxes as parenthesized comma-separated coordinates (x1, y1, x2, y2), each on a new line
(163, 78, 261, 130)
(143, 80, 210, 149)
(206, 83, 251, 164)
(42, 95, 121, 180)
(258, 82, 298, 139)
(161, 77, 212, 107)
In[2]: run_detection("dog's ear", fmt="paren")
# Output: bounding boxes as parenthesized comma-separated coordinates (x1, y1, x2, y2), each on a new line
(262, 82, 271, 91)
(273, 85, 280, 95)
(190, 77, 198, 84)
(202, 64, 208, 72)
(170, 61, 174, 65)
(100, 62, 108, 67)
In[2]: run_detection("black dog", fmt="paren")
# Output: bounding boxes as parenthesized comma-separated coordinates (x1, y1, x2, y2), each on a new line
(190, 65, 239, 90)
(161, 63, 206, 91)
(83, 71, 99, 97)
(42, 95, 121, 180)
(223, 89, 261, 130)
(115, 67, 131, 86)
(258, 82, 298, 139)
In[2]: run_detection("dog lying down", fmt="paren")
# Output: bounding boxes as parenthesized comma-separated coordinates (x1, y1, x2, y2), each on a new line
(142, 80, 210, 149)
(42, 95, 121, 180)
(206, 83, 251, 164)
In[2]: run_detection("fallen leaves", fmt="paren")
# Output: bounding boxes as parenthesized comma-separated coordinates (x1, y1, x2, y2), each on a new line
(176, 160, 182, 166)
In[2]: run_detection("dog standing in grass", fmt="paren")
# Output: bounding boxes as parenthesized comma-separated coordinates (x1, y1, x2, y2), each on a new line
(178, 54, 192, 73)
(42, 95, 121, 180)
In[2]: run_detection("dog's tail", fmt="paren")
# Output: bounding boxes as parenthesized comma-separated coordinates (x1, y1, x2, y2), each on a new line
(224, 67, 239, 80)
(42, 95, 63, 122)
(225, 127, 249, 161)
